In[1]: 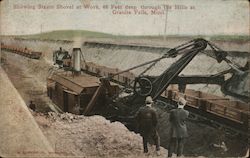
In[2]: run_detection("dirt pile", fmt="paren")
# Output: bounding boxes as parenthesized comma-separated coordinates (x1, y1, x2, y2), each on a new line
(34, 112, 168, 157)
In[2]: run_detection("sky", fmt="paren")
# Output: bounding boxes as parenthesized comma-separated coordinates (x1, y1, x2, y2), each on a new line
(0, 0, 249, 36)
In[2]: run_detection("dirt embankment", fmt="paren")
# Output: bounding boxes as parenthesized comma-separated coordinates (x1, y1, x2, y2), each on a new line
(34, 112, 167, 157)
(86, 37, 250, 53)
(1, 51, 54, 112)
(0, 67, 54, 157)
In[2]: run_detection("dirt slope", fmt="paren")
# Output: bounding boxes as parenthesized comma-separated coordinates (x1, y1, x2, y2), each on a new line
(0, 67, 54, 157)
(34, 112, 168, 157)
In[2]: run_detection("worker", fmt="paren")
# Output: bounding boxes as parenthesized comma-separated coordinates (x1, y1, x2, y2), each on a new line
(168, 96, 189, 157)
(135, 96, 160, 155)
(29, 100, 36, 111)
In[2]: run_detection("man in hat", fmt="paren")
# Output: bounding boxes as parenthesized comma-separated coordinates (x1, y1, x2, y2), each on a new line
(168, 97, 189, 157)
(135, 96, 160, 155)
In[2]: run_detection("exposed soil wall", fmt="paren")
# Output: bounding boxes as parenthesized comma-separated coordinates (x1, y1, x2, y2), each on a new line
(0, 67, 54, 157)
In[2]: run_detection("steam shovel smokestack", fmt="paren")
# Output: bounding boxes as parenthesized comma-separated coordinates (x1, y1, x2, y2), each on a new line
(72, 48, 81, 76)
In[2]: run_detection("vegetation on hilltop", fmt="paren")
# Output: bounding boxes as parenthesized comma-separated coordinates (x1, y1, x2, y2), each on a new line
(2, 30, 249, 42)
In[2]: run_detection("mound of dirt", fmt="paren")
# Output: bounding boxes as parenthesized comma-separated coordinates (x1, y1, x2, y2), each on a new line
(34, 112, 168, 157)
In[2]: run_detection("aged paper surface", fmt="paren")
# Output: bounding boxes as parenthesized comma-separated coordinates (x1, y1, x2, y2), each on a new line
(0, 0, 249, 157)
(1, 0, 249, 36)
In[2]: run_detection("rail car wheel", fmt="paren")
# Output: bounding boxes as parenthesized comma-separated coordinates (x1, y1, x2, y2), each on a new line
(133, 77, 153, 96)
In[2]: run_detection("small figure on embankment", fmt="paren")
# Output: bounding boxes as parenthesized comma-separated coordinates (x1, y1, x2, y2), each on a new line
(29, 100, 36, 111)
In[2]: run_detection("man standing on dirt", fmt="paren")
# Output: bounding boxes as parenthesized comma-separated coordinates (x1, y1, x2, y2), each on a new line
(135, 96, 160, 155)
(29, 100, 36, 111)
(168, 97, 189, 157)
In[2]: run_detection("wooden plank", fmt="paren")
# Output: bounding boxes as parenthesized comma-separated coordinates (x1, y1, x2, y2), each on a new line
(84, 85, 104, 115)
(208, 111, 243, 123)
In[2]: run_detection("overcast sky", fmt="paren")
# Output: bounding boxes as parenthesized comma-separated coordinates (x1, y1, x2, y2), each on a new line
(1, 0, 249, 36)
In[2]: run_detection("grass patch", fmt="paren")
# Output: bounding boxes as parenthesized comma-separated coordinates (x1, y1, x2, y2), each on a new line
(2, 30, 249, 42)
(17, 30, 115, 40)
(130, 34, 250, 42)
(209, 35, 250, 42)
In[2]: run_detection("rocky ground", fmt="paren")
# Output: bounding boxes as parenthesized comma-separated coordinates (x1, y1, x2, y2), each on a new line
(33, 112, 168, 157)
